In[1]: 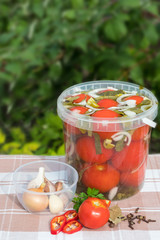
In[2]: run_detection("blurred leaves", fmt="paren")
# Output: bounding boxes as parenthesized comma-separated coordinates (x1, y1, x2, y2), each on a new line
(0, 112, 64, 155)
(0, 129, 6, 144)
(0, 0, 160, 154)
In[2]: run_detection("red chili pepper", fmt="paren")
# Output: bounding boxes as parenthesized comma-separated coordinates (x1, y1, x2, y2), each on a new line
(62, 220, 82, 234)
(64, 210, 78, 223)
(50, 215, 66, 235)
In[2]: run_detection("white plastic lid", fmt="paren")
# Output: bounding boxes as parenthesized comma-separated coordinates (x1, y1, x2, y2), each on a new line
(57, 81, 158, 131)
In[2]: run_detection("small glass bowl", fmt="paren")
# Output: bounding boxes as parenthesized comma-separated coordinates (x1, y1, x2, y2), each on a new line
(13, 159, 78, 215)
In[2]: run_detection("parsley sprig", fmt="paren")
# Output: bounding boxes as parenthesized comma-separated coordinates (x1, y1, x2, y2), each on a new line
(72, 187, 105, 212)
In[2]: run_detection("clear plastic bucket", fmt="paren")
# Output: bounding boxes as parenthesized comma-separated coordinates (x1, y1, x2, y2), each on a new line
(57, 81, 158, 200)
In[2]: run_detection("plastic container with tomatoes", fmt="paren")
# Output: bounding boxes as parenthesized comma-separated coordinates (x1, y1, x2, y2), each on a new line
(57, 81, 158, 200)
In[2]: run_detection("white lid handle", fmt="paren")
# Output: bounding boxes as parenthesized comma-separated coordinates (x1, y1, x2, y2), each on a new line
(142, 118, 157, 128)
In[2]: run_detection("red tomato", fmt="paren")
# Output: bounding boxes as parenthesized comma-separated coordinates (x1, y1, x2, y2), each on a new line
(132, 125, 150, 141)
(92, 109, 121, 139)
(70, 106, 89, 114)
(97, 99, 118, 108)
(92, 109, 120, 118)
(76, 136, 113, 164)
(120, 157, 147, 187)
(73, 94, 91, 103)
(78, 197, 110, 229)
(94, 131, 118, 141)
(82, 163, 120, 192)
(123, 95, 143, 105)
(111, 141, 147, 172)
(65, 106, 89, 135)
(101, 199, 111, 208)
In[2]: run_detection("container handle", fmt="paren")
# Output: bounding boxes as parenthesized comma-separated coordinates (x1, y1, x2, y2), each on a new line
(142, 118, 157, 128)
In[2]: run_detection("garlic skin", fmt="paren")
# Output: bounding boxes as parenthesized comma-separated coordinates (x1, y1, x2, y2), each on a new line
(27, 167, 45, 189)
(44, 177, 56, 193)
(55, 182, 63, 191)
(49, 195, 64, 214)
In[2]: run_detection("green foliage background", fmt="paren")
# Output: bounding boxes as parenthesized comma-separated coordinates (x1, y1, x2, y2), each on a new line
(0, 0, 160, 155)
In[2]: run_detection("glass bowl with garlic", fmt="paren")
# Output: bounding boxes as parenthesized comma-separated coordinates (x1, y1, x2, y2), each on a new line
(13, 160, 78, 214)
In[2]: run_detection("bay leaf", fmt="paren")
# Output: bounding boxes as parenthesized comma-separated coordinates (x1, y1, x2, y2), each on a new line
(137, 99, 151, 107)
(64, 96, 80, 103)
(109, 204, 124, 225)
(115, 136, 126, 152)
(96, 95, 119, 101)
(129, 107, 143, 114)
(98, 89, 125, 97)
(93, 132, 102, 155)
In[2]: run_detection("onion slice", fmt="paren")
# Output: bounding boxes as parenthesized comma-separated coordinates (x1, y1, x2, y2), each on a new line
(124, 110, 137, 118)
(111, 131, 132, 146)
(116, 93, 136, 104)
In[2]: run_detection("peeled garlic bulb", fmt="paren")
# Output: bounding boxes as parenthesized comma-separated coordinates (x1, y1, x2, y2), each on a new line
(27, 167, 45, 189)
(49, 195, 64, 214)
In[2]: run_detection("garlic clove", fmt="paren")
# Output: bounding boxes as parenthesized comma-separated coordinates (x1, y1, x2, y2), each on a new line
(55, 181, 63, 191)
(44, 177, 56, 193)
(108, 186, 118, 200)
(27, 167, 45, 189)
(49, 195, 64, 214)
(59, 193, 69, 207)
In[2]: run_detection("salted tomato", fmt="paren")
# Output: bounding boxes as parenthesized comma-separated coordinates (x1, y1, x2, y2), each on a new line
(65, 106, 89, 135)
(82, 163, 120, 192)
(92, 109, 121, 140)
(111, 141, 147, 172)
(76, 136, 113, 164)
(132, 125, 150, 141)
(97, 99, 118, 108)
(123, 95, 143, 105)
(120, 157, 147, 187)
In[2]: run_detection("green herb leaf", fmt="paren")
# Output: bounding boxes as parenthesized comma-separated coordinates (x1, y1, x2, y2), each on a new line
(72, 187, 105, 212)
(79, 192, 88, 198)
(87, 187, 99, 196)
(129, 107, 143, 114)
(137, 99, 151, 107)
(115, 136, 126, 152)
(96, 193, 106, 199)
(98, 89, 125, 97)
(93, 132, 102, 155)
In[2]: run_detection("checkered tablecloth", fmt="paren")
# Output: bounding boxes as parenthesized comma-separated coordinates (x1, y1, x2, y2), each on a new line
(0, 154, 160, 240)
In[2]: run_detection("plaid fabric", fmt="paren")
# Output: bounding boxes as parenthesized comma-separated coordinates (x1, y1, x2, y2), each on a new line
(0, 154, 160, 240)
